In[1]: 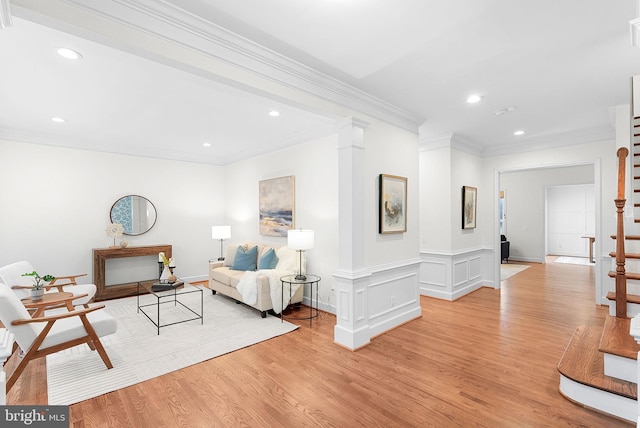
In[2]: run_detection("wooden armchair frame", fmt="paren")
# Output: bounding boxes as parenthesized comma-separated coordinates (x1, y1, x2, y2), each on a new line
(0, 261, 96, 306)
(1, 291, 116, 392)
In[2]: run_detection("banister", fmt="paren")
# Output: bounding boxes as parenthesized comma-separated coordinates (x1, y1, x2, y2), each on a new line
(617, 147, 628, 200)
(615, 147, 629, 318)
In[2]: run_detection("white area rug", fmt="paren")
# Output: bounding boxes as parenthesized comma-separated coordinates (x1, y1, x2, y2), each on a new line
(500, 264, 530, 281)
(554, 256, 595, 266)
(46, 285, 298, 405)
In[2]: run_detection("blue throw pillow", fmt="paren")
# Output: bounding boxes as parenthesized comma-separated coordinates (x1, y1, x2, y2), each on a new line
(231, 245, 258, 271)
(258, 248, 279, 270)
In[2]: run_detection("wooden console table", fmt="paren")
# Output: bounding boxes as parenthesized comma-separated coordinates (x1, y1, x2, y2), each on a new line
(93, 244, 171, 301)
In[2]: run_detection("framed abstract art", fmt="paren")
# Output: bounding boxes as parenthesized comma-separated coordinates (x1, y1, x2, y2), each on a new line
(379, 174, 407, 234)
(462, 186, 477, 229)
(259, 176, 295, 237)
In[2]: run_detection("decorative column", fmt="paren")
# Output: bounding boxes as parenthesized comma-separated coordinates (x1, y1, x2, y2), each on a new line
(333, 117, 371, 350)
(0, 328, 15, 405)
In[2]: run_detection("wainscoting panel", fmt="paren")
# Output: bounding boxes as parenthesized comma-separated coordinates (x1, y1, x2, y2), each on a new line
(332, 259, 422, 349)
(453, 260, 469, 287)
(421, 260, 446, 287)
(338, 289, 349, 321)
(420, 248, 493, 301)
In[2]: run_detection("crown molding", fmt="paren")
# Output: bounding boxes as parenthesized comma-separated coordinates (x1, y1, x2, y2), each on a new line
(420, 126, 615, 158)
(481, 126, 614, 158)
(0, 0, 12, 28)
(419, 133, 482, 157)
(43, 0, 424, 133)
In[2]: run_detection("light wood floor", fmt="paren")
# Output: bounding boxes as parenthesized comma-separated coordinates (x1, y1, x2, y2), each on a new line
(7, 260, 633, 427)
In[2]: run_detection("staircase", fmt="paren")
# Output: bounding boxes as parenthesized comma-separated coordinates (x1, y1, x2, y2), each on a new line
(557, 147, 640, 423)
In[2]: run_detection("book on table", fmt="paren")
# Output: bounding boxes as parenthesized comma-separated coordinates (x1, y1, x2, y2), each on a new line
(151, 281, 184, 292)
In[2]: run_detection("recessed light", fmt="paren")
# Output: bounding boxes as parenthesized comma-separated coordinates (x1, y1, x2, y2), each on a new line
(202, 142, 211, 147)
(466, 94, 482, 104)
(514, 130, 525, 136)
(268, 110, 280, 117)
(56, 47, 82, 60)
(51, 117, 66, 123)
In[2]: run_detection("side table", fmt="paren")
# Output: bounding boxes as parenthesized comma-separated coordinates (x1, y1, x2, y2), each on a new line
(280, 274, 320, 327)
(21, 291, 80, 318)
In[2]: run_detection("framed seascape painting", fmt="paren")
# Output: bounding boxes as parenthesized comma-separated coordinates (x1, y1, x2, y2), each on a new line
(462, 186, 477, 229)
(259, 176, 295, 237)
(379, 174, 407, 234)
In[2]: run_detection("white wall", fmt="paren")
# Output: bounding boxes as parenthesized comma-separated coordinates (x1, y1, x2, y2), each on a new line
(365, 121, 420, 266)
(547, 184, 595, 257)
(224, 134, 340, 311)
(499, 165, 594, 262)
(0, 139, 225, 282)
(419, 146, 451, 251)
(451, 148, 483, 251)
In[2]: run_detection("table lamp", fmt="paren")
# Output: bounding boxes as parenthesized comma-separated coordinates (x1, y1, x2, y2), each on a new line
(211, 225, 231, 261)
(287, 229, 314, 280)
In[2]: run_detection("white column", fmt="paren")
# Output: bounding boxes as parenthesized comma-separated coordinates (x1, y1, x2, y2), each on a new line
(0, 328, 15, 405)
(333, 117, 371, 350)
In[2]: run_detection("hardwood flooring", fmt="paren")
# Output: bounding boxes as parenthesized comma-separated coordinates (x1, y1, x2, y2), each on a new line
(6, 261, 633, 427)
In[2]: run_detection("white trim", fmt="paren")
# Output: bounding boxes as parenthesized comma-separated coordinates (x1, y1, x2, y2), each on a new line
(603, 353, 637, 383)
(0, 0, 11, 29)
(28, 0, 423, 132)
(631, 17, 640, 47)
(559, 374, 636, 422)
(494, 158, 602, 305)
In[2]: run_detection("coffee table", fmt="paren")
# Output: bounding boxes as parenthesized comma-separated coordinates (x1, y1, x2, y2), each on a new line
(136, 281, 203, 335)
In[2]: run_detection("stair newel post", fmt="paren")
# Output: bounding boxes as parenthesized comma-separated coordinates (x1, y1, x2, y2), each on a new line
(615, 147, 629, 319)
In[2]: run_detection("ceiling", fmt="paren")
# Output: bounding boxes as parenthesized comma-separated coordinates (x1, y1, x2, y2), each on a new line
(1, 0, 639, 165)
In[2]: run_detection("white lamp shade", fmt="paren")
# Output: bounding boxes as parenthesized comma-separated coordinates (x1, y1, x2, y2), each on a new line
(211, 225, 231, 240)
(288, 229, 314, 250)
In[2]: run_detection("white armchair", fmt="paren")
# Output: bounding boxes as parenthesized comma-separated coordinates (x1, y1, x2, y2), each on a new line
(0, 261, 96, 306)
(0, 285, 117, 392)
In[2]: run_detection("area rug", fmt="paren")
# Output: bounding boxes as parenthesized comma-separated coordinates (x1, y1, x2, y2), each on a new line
(46, 285, 298, 405)
(500, 264, 530, 281)
(554, 256, 595, 266)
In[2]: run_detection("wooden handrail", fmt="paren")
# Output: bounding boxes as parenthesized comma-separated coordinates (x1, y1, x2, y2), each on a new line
(615, 147, 629, 318)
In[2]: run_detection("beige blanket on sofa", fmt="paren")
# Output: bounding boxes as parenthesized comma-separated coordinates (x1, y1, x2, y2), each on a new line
(236, 269, 301, 314)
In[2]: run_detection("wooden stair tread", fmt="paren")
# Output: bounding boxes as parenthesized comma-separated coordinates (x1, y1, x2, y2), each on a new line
(606, 291, 640, 304)
(558, 326, 637, 400)
(599, 316, 640, 360)
(608, 271, 640, 280)
(608, 252, 640, 259)
(610, 235, 640, 240)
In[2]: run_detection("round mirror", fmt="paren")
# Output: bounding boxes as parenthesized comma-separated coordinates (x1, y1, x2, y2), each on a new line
(110, 195, 157, 236)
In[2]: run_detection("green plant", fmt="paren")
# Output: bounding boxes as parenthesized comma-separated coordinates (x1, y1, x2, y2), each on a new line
(22, 271, 56, 290)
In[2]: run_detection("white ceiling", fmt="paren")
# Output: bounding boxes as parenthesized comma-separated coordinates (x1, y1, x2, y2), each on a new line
(1, 0, 640, 164)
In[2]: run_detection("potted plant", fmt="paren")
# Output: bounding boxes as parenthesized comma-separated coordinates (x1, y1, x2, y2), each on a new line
(22, 271, 55, 301)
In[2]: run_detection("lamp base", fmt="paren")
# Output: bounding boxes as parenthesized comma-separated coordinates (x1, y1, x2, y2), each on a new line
(295, 274, 307, 281)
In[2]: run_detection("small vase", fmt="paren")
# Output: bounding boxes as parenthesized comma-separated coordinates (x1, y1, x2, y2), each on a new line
(31, 288, 44, 301)
(160, 265, 171, 283)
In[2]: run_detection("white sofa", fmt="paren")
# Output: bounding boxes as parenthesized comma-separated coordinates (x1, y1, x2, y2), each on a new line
(208, 243, 304, 318)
